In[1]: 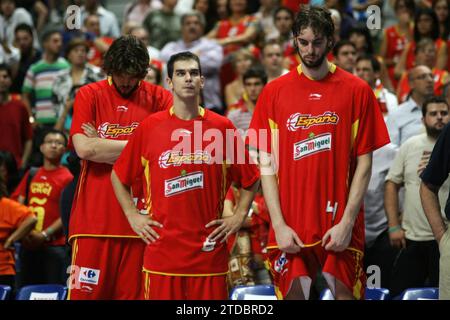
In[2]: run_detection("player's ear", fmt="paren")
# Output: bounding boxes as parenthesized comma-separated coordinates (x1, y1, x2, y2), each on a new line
(166, 76, 173, 91)
(200, 75, 205, 89)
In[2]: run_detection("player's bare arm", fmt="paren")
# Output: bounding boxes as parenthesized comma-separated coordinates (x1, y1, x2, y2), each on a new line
(206, 180, 260, 243)
(72, 133, 127, 165)
(322, 152, 372, 252)
(111, 170, 163, 244)
(384, 180, 406, 248)
(420, 181, 448, 243)
(259, 151, 304, 254)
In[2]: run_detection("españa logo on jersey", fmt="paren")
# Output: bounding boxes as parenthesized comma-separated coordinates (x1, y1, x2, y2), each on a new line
(158, 150, 211, 168)
(164, 171, 204, 197)
(293, 133, 332, 160)
(286, 112, 339, 131)
(97, 122, 139, 138)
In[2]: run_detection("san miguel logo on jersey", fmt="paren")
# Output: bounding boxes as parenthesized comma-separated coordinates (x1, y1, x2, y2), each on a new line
(158, 150, 211, 168)
(286, 111, 339, 131)
(97, 122, 139, 138)
(293, 133, 332, 160)
(164, 171, 204, 197)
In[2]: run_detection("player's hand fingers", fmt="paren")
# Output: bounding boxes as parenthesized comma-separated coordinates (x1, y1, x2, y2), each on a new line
(322, 230, 331, 247)
(324, 238, 335, 251)
(292, 232, 304, 248)
(143, 225, 160, 239)
(208, 225, 227, 242)
(148, 219, 163, 228)
(141, 228, 158, 243)
(205, 219, 223, 228)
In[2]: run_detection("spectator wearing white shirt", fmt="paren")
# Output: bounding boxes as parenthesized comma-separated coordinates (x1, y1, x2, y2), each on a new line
(80, 0, 120, 38)
(161, 10, 223, 112)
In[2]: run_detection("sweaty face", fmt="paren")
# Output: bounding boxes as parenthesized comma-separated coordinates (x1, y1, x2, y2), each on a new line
(168, 59, 204, 100)
(295, 27, 330, 69)
(112, 73, 141, 97)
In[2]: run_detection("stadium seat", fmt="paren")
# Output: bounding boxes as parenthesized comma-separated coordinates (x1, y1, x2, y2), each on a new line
(397, 287, 439, 300)
(365, 287, 390, 300)
(320, 287, 390, 300)
(0, 285, 12, 300)
(230, 285, 278, 300)
(16, 284, 67, 300)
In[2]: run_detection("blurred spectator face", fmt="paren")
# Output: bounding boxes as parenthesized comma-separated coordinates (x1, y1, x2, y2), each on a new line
(0, 0, 15, 18)
(349, 32, 366, 52)
(230, 0, 247, 14)
(40, 133, 66, 161)
(274, 10, 293, 35)
(182, 15, 204, 43)
(423, 102, 449, 137)
(85, 15, 101, 36)
(14, 29, 33, 52)
(234, 54, 253, 76)
(355, 59, 377, 87)
(335, 44, 357, 72)
(409, 66, 434, 96)
(163, 0, 178, 10)
(0, 69, 12, 94)
(217, 0, 228, 19)
(262, 43, 283, 73)
(131, 27, 150, 47)
(244, 77, 264, 104)
(194, 0, 209, 13)
(434, 0, 449, 23)
(260, 0, 277, 9)
(395, 0, 412, 23)
(417, 13, 434, 36)
(68, 45, 88, 66)
(44, 32, 63, 56)
(415, 42, 437, 68)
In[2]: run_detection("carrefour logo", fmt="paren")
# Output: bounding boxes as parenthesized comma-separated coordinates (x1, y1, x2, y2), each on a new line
(79, 267, 100, 285)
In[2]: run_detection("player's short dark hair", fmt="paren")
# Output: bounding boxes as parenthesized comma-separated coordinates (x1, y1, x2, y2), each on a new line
(41, 129, 68, 147)
(103, 35, 149, 78)
(243, 66, 268, 85)
(292, 5, 334, 43)
(14, 23, 34, 36)
(274, 6, 294, 21)
(0, 63, 12, 78)
(356, 54, 381, 73)
(422, 96, 449, 117)
(167, 51, 202, 80)
(41, 29, 61, 44)
(332, 39, 356, 57)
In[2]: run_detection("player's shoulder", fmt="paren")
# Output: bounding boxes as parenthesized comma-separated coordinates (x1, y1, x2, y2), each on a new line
(140, 81, 172, 97)
(264, 69, 296, 91)
(333, 67, 372, 91)
(140, 108, 171, 127)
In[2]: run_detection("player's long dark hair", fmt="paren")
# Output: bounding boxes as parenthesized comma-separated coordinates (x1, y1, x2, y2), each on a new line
(292, 6, 335, 45)
(103, 35, 149, 79)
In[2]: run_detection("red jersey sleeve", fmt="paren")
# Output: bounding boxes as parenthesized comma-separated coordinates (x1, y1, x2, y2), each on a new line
(248, 86, 274, 154)
(227, 121, 260, 189)
(70, 85, 95, 137)
(353, 84, 390, 156)
(113, 121, 147, 187)
(156, 86, 173, 112)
